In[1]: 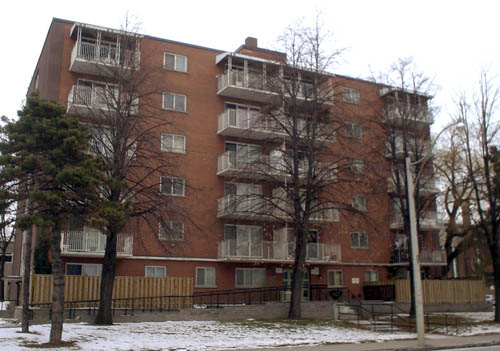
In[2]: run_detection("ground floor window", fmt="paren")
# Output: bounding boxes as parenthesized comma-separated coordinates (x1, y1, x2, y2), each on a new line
(196, 267, 216, 287)
(328, 270, 343, 287)
(145, 266, 166, 278)
(66, 263, 102, 276)
(235, 268, 266, 288)
(365, 270, 379, 282)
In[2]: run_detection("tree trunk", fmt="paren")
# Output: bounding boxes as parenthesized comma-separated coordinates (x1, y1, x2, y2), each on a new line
(49, 225, 64, 344)
(94, 230, 117, 325)
(0, 254, 5, 301)
(288, 233, 306, 319)
(21, 226, 33, 333)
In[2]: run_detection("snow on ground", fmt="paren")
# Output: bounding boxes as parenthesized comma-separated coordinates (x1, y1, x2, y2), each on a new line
(0, 319, 415, 351)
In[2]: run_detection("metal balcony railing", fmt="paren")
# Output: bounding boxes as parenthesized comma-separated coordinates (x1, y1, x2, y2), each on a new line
(71, 41, 140, 68)
(61, 230, 133, 256)
(217, 195, 270, 219)
(392, 248, 446, 264)
(218, 240, 341, 262)
(67, 85, 139, 115)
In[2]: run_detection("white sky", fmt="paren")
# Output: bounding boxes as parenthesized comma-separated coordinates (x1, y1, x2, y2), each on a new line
(1, 0, 499, 131)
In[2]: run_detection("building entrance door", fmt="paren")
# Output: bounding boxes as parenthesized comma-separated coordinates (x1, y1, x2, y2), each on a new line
(283, 269, 310, 301)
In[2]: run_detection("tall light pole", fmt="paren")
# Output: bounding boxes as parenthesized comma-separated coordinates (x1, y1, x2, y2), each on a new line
(406, 156, 425, 346)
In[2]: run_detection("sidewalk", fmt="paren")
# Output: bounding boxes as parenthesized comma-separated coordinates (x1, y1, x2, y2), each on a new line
(241, 334, 500, 351)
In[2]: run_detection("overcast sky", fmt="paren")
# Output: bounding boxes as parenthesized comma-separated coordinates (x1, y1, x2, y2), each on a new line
(1, 0, 498, 131)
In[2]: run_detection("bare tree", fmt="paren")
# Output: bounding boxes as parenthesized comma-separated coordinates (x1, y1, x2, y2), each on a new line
(459, 72, 500, 321)
(67, 19, 185, 325)
(370, 58, 440, 315)
(0, 202, 15, 302)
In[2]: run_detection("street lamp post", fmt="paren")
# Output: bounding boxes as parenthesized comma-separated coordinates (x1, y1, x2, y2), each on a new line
(406, 156, 425, 346)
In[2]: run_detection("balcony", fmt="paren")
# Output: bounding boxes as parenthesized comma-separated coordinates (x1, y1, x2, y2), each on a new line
(217, 70, 277, 103)
(218, 240, 341, 263)
(390, 211, 443, 230)
(217, 109, 334, 145)
(392, 248, 446, 265)
(217, 195, 270, 221)
(384, 107, 433, 125)
(70, 40, 140, 76)
(61, 229, 133, 256)
(67, 85, 138, 117)
(387, 177, 439, 195)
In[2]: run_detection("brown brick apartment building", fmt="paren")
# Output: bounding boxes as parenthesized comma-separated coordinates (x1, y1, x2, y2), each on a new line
(8, 18, 445, 300)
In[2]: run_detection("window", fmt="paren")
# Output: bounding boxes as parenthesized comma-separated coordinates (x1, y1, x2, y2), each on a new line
(328, 270, 343, 287)
(159, 221, 184, 241)
(2, 253, 12, 263)
(345, 122, 362, 139)
(145, 266, 166, 278)
(163, 92, 186, 112)
(348, 158, 365, 174)
(196, 267, 216, 287)
(343, 87, 360, 104)
(164, 53, 187, 72)
(352, 195, 367, 211)
(160, 176, 185, 196)
(365, 270, 379, 282)
(235, 268, 266, 287)
(161, 134, 186, 153)
(89, 126, 113, 156)
(66, 263, 102, 276)
(351, 232, 369, 249)
(224, 225, 263, 257)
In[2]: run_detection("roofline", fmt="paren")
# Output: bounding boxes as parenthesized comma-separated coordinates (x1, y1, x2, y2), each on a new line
(235, 44, 286, 57)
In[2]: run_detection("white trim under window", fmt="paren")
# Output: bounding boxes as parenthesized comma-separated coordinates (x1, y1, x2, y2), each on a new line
(161, 134, 186, 153)
(235, 268, 266, 288)
(145, 266, 166, 278)
(159, 221, 184, 241)
(351, 232, 369, 249)
(163, 92, 186, 112)
(160, 176, 185, 196)
(343, 87, 360, 104)
(164, 52, 187, 73)
(196, 267, 216, 287)
(328, 270, 343, 287)
(66, 263, 102, 276)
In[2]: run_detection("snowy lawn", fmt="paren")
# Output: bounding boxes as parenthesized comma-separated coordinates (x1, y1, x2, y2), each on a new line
(0, 319, 415, 351)
(0, 313, 499, 351)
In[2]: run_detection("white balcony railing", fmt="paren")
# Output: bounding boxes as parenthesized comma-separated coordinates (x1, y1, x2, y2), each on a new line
(390, 211, 443, 230)
(61, 230, 133, 256)
(67, 85, 139, 116)
(393, 248, 446, 264)
(387, 177, 438, 194)
(217, 195, 269, 219)
(385, 107, 433, 124)
(71, 41, 140, 69)
(217, 240, 341, 262)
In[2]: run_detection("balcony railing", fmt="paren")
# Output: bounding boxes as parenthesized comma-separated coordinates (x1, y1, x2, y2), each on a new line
(61, 230, 133, 256)
(217, 195, 270, 220)
(218, 240, 341, 262)
(387, 177, 438, 195)
(390, 211, 443, 230)
(67, 85, 138, 116)
(217, 109, 334, 144)
(392, 248, 446, 264)
(385, 107, 433, 124)
(70, 40, 140, 75)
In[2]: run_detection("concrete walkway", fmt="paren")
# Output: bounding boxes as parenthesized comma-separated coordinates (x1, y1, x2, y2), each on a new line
(241, 334, 500, 351)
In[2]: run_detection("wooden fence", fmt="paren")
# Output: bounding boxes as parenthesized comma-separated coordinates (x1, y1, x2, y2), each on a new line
(364, 279, 487, 304)
(30, 274, 194, 309)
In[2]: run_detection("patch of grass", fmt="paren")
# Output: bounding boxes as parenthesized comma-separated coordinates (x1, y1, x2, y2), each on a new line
(21, 340, 78, 349)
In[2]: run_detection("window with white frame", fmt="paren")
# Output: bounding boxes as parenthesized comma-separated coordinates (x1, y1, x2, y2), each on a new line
(160, 176, 185, 196)
(351, 232, 369, 249)
(235, 268, 266, 288)
(365, 270, 379, 282)
(196, 267, 216, 287)
(164, 53, 187, 72)
(163, 92, 186, 112)
(328, 270, 343, 287)
(145, 266, 166, 278)
(161, 134, 186, 153)
(224, 225, 263, 257)
(345, 122, 363, 139)
(343, 87, 360, 104)
(66, 263, 102, 276)
(159, 221, 184, 241)
(352, 195, 367, 211)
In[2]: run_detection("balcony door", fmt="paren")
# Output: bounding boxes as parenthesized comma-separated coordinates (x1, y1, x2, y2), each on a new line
(225, 103, 260, 129)
(224, 225, 262, 258)
(224, 183, 261, 212)
(283, 269, 310, 301)
(225, 142, 261, 168)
